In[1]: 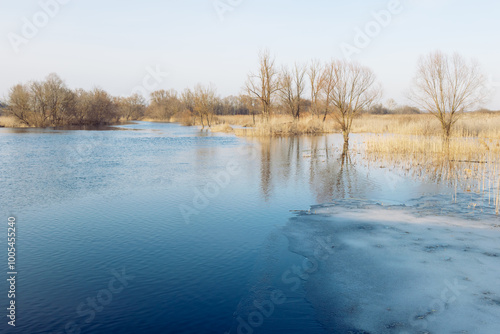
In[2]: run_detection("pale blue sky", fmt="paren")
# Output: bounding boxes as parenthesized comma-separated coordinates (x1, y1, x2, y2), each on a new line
(1, 0, 499, 108)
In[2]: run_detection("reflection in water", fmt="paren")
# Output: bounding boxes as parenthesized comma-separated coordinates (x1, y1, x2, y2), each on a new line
(0, 123, 465, 334)
(260, 137, 272, 201)
(253, 135, 372, 204)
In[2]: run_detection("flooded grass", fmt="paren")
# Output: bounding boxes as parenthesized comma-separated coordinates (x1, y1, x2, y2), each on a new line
(202, 112, 500, 138)
(363, 134, 500, 215)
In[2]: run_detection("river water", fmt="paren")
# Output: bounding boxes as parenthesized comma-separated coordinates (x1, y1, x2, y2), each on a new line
(0, 122, 468, 333)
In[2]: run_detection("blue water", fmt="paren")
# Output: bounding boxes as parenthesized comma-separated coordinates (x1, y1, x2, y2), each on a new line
(0, 122, 452, 334)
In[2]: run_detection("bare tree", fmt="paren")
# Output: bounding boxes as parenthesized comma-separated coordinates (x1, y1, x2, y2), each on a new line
(319, 60, 339, 122)
(89, 88, 117, 124)
(308, 60, 324, 118)
(239, 94, 259, 124)
(7, 74, 75, 127)
(146, 89, 181, 120)
(328, 60, 380, 150)
(386, 98, 398, 111)
(5, 73, 134, 127)
(117, 94, 146, 121)
(6, 84, 32, 126)
(42, 73, 75, 126)
(409, 51, 487, 142)
(30, 80, 51, 126)
(278, 63, 307, 120)
(73, 89, 92, 125)
(245, 49, 280, 121)
(193, 84, 219, 128)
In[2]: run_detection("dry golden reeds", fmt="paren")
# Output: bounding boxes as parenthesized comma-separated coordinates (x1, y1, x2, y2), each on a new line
(200, 112, 500, 138)
(363, 133, 500, 214)
(0, 116, 26, 128)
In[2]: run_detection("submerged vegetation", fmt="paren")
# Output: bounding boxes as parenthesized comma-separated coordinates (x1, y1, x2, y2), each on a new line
(363, 134, 500, 215)
(183, 112, 500, 139)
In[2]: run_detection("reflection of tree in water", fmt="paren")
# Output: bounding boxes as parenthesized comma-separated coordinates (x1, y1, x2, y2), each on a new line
(259, 137, 272, 201)
(308, 137, 370, 203)
(258, 137, 305, 201)
(256, 135, 371, 203)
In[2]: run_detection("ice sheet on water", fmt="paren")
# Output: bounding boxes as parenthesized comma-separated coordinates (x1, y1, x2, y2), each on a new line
(283, 196, 500, 333)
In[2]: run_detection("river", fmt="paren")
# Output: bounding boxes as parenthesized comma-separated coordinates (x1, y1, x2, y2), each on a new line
(2, 121, 493, 334)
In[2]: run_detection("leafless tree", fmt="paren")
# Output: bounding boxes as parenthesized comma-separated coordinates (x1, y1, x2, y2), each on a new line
(239, 94, 259, 124)
(181, 88, 196, 116)
(319, 61, 338, 122)
(6, 84, 32, 126)
(308, 60, 324, 118)
(193, 84, 219, 128)
(73, 89, 92, 125)
(278, 63, 307, 120)
(6, 73, 151, 127)
(146, 89, 181, 120)
(245, 49, 280, 121)
(409, 51, 487, 142)
(116, 94, 146, 121)
(328, 60, 380, 150)
(85, 88, 117, 125)
(42, 73, 75, 126)
(7, 73, 75, 127)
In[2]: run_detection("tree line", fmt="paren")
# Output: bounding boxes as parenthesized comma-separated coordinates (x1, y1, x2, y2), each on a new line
(2, 49, 489, 148)
(1, 74, 257, 128)
(3, 74, 147, 127)
(243, 49, 488, 148)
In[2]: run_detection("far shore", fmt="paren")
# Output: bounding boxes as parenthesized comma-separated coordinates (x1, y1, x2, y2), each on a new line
(3, 111, 500, 140)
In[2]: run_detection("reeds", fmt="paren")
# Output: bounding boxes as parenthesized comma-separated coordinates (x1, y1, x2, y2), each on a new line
(232, 117, 339, 137)
(178, 114, 340, 136)
(204, 112, 500, 138)
(352, 113, 500, 138)
(363, 134, 500, 215)
(0, 116, 26, 128)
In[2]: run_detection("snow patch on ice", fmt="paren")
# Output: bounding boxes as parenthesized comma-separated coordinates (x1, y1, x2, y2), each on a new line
(283, 197, 500, 333)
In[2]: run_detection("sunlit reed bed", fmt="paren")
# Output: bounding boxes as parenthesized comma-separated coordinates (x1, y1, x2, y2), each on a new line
(0, 116, 26, 128)
(173, 113, 500, 138)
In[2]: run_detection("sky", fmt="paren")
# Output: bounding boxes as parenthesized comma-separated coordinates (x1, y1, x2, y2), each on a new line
(0, 0, 499, 109)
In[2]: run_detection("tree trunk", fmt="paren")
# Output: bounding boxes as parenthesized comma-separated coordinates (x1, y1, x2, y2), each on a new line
(442, 122, 452, 152)
(343, 131, 349, 152)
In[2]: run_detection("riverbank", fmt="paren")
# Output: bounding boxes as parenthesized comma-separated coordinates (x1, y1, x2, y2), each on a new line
(4, 112, 500, 139)
(152, 112, 500, 138)
(0, 115, 133, 129)
(0, 116, 25, 127)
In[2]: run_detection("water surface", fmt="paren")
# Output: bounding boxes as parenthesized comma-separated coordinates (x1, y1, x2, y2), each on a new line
(0, 122, 456, 333)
